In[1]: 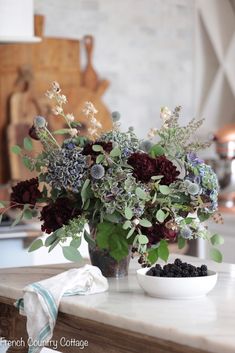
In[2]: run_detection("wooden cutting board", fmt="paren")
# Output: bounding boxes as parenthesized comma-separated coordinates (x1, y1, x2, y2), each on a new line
(0, 15, 112, 183)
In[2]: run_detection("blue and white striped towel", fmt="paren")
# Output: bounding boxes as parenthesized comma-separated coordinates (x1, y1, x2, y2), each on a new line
(16, 264, 108, 353)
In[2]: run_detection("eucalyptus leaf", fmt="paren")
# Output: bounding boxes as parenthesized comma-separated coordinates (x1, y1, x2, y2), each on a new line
(123, 220, 131, 230)
(70, 237, 82, 249)
(28, 238, 43, 252)
(127, 227, 135, 239)
(23, 208, 33, 220)
(81, 179, 90, 205)
(11, 145, 22, 155)
(210, 248, 223, 263)
(84, 230, 96, 248)
(139, 219, 152, 227)
(11, 212, 23, 227)
(156, 209, 166, 223)
(135, 187, 147, 200)
(53, 129, 71, 135)
(159, 185, 171, 195)
(92, 144, 103, 152)
(158, 240, 169, 262)
(48, 238, 60, 252)
(23, 137, 33, 151)
(22, 156, 33, 171)
(124, 207, 133, 220)
(62, 246, 83, 262)
(45, 232, 58, 247)
(138, 234, 149, 245)
(147, 248, 158, 264)
(178, 237, 186, 249)
(110, 147, 121, 158)
(96, 154, 105, 164)
(210, 234, 224, 246)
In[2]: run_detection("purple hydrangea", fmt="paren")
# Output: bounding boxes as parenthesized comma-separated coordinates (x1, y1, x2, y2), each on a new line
(187, 152, 204, 166)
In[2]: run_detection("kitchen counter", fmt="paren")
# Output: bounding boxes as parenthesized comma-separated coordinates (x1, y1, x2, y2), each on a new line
(0, 254, 235, 353)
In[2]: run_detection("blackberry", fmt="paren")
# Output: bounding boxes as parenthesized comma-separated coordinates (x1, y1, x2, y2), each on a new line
(155, 264, 162, 271)
(146, 268, 155, 276)
(145, 260, 208, 278)
(174, 258, 182, 266)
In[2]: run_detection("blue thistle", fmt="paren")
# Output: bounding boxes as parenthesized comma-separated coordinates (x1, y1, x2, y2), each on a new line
(91, 164, 105, 180)
(34, 116, 47, 128)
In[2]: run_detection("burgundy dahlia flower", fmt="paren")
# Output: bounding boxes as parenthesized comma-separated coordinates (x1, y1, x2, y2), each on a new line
(155, 155, 180, 185)
(40, 197, 80, 234)
(145, 223, 178, 246)
(10, 178, 42, 208)
(128, 152, 180, 185)
(127, 152, 156, 183)
(82, 141, 113, 160)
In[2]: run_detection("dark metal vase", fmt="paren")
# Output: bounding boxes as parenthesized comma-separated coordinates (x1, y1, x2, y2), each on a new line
(88, 225, 131, 278)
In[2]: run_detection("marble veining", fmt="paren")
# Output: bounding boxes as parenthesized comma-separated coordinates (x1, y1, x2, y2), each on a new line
(0, 255, 235, 353)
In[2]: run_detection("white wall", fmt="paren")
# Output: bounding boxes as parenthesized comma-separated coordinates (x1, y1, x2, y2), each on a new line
(34, 0, 195, 138)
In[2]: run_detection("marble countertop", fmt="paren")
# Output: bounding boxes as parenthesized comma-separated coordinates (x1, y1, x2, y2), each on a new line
(0, 254, 235, 353)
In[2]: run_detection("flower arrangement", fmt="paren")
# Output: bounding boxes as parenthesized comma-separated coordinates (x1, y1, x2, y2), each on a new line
(0, 82, 224, 265)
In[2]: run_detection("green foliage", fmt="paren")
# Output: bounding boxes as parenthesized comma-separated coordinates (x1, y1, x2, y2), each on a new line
(23, 137, 33, 151)
(84, 230, 96, 248)
(28, 239, 43, 252)
(70, 237, 82, 249)
(210, 234, 224, 246)
(92, 145, 104, 152)
(62, 246, 82, 262)
(198, 211, 211, 222)
(178, 237, 186, 249)
(159, 185, 171, 195)
(96, 154, 105, 163)
(22, 156, 34, 171)
(11, 145, 22, 155)
(124, 207, 133, 220)
(210, 248, 223, 263)
(96, 221, 129, 261)
(147, 247, 158, 264)
(103, 211, 122, 223)
(158, 240, 169, 262)
(81, 179, 91, 206)
(149, 144, 165, 158)
(53, 129, 71, 135)
(110, 147, 121, 157)
(135, 187, 148, 200)
(138, 234, 149, 244)
(156, 209, 166, 223)
(139, 219, 152, 227)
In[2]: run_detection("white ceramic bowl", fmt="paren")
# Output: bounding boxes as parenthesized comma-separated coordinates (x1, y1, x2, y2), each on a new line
(137, 268, 218, 299)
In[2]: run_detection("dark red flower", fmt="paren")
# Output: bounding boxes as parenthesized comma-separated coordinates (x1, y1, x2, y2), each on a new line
(29, 126, 40, 140)
(127, 152, 156, 182)
(127, 152, 180, 185)
(40, 197, 80, 234)
(155, 155, 180, 185)
(82, 141, 113, 160)
(145, 223, 178, 246)
(10, 178, 42, 208)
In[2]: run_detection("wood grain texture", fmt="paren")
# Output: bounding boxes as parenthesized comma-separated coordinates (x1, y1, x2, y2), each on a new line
(0, 15, 112, 183)
(0, 296, 210, 353)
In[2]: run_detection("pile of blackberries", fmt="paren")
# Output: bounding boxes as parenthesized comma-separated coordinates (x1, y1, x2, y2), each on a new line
(146, 258, 208, 277)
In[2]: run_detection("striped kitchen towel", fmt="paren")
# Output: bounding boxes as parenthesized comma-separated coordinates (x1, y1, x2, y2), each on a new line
(16, 264, 108, 353)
